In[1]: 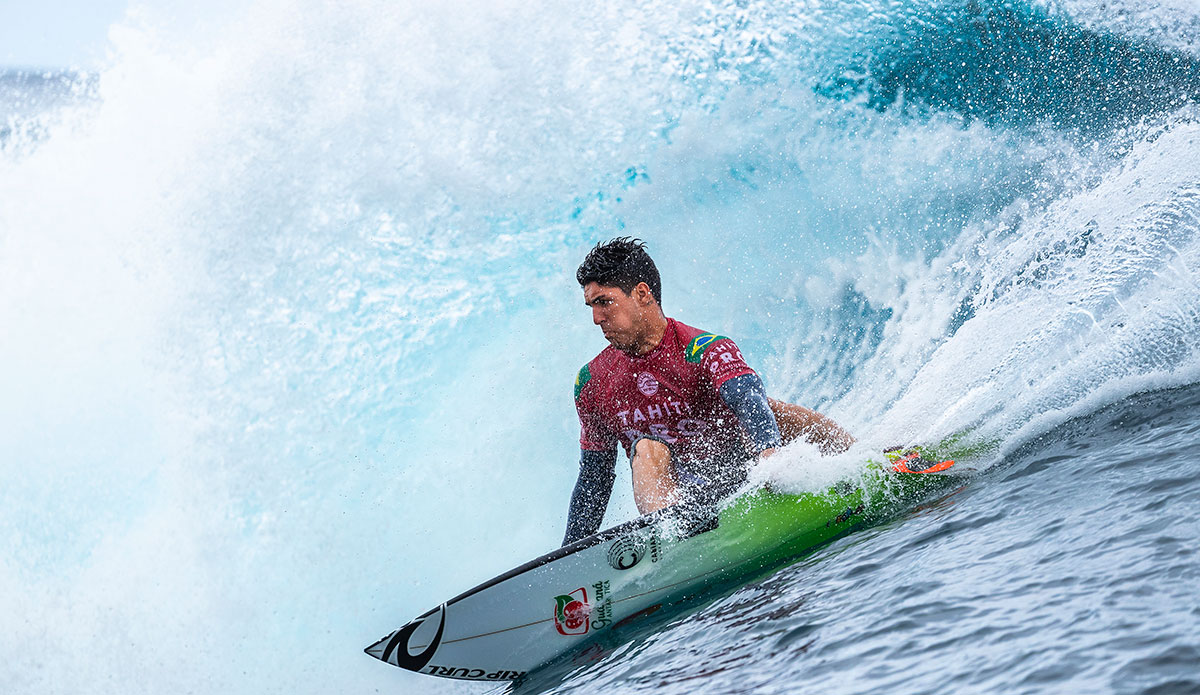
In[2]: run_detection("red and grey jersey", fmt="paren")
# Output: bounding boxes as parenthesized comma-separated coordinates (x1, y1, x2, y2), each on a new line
(563, 318, 783, 545)
(574, 318, 761, 464)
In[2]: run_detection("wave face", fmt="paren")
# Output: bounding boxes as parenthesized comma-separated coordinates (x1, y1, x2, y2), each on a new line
(1, 1, 1198, 693)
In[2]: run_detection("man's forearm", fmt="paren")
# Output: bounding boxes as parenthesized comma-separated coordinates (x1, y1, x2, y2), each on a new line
(767, 398, 855, 454)
(562, 449, 617, 546)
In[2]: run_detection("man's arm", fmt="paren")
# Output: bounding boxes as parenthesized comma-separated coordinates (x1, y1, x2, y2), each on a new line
(699, 333, 855, 458)
(717, 373, 856, 457)
(718, 373, 783, 455)
(767, 398, 855, 455)
(562, 449, 617, 546)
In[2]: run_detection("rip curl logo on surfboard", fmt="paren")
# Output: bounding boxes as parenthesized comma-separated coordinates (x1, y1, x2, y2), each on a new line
(553, 588, 591, 636)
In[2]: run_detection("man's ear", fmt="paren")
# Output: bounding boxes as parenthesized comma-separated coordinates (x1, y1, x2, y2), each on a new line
(634, 282, 654, 305)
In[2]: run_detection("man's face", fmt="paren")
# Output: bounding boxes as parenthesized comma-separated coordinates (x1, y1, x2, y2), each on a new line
(583, 282, 645, 353)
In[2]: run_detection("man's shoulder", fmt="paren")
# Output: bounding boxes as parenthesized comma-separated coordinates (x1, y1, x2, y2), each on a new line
(574, 346, 624, 400)
(671, 319, 734, 364)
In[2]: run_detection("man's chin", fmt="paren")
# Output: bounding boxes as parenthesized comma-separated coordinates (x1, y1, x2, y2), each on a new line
(605, 335, 633, 352)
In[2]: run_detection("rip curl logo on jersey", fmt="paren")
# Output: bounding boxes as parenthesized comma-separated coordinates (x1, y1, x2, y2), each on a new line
(553, 588, 591, 636)
(607, 536, 647, 570)
(636, 372, 659, 396)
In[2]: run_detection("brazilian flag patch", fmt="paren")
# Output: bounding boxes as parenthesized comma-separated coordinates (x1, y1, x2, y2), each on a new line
(574, 364, 592, 400)
(685, 333, 727, 363)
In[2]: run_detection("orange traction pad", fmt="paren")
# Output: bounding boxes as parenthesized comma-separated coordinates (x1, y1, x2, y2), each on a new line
(889, 451, 956, 475)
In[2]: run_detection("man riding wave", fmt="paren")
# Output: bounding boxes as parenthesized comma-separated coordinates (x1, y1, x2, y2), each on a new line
(563, 238, 855, 546)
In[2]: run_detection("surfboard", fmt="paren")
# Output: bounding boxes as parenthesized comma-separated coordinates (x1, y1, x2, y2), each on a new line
(364, 447, 960, 682)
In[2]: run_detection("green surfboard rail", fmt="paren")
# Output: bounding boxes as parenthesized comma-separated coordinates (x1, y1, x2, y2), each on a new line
(690, 445, 973, 592)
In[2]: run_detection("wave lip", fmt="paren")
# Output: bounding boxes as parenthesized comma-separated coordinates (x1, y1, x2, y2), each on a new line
(817, 2, 1200, 132)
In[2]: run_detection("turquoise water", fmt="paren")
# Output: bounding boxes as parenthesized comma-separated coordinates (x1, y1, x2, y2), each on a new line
(1, 2, 1198, 693)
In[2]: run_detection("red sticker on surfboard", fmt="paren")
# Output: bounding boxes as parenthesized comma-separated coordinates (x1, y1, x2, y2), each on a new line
(553, 588, 591, 636)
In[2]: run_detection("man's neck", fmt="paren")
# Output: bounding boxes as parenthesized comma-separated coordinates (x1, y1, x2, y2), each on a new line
(628, 314, 668, 356)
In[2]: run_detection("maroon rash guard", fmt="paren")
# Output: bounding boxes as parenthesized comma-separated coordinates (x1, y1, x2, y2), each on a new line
(575, 318, 760, 472)
(564, 318, 783, 545)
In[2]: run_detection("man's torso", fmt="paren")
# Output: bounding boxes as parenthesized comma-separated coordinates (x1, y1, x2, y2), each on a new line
(575, 318, 758, 473)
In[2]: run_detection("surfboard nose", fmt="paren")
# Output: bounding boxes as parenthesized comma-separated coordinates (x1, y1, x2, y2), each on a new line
(364, 604, 446, 672)
(363, 633, 393, 661)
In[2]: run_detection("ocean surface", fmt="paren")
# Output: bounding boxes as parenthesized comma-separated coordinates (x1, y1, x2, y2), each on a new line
(1, 1, 1198, 694)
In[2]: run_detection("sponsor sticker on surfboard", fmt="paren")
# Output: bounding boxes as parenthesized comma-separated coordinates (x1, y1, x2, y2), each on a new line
(553, 588, 591, 636)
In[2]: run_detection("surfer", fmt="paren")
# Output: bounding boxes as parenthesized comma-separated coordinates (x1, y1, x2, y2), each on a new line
(563, 238, 855, 545)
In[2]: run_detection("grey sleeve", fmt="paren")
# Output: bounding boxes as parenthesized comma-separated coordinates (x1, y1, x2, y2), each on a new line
(562, 448, 618, 546)
(719, 373, 783, 454)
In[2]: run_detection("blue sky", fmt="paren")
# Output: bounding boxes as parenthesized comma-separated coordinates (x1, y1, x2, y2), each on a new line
(2, 0, 130, 69)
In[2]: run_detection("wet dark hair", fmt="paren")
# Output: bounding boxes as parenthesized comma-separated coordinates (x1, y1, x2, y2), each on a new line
(576, 237, 662, 305)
